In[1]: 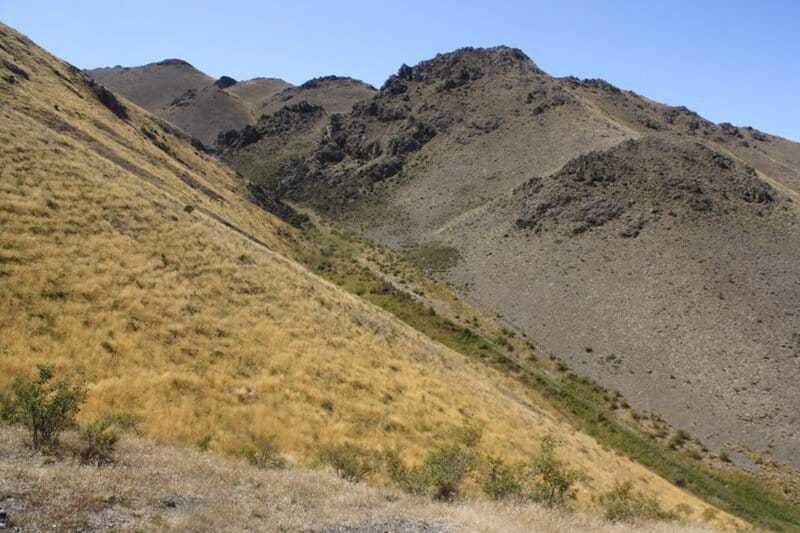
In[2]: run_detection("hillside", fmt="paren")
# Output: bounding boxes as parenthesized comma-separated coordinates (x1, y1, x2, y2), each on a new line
(85, 61, 291, 146)
(220, 46, 800, 473)
(85, 64, 375, 149)
(0, 22, 760, 530)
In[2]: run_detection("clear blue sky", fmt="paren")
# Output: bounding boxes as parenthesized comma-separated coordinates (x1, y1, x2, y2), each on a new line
(3, 0, 799, 140)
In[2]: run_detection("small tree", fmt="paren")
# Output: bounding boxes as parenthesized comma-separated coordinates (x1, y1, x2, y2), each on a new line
(418, 442, 478, 501)
(524, 435, 583, 507)
(481, 456, 521, 500)
(2, 365, 85, 449)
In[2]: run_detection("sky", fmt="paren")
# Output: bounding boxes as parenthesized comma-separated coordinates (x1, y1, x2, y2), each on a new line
(3, 0, 799, 141)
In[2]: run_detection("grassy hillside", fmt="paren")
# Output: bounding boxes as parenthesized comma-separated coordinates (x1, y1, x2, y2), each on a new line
(0, 22, 748, 529)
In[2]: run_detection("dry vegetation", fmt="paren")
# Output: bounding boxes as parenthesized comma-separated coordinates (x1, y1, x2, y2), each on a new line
(0, 427, 717, 532)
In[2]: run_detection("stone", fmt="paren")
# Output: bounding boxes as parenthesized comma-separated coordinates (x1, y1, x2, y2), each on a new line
(214, 75, 237, 88)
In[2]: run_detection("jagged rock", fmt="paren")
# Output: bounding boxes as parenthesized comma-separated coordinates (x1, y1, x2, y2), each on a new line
(353, 101, 407, 122)
(360, 157, 404, 182)
(526, 88, 547, 104)
(285, 100, 322, 114)
(214, 75, 237, 88)
(381, 77, 408, 95)
(86, 78, 129, 120)
(581, 78, 622, 94)
(438, 67, 482, 92)
(719, 122, 743, 138)
(170, 88, 197, 107)
(216, 125, 261, 150)
(397, 63, 414, 81)
(317, 141, 345, 164)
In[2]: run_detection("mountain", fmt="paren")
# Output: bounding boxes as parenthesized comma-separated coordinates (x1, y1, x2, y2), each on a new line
(85, 61, 289, 146)
(84, 62, 375, 149)
(1, 21, 767, 529)
(221, 46, 800, 470)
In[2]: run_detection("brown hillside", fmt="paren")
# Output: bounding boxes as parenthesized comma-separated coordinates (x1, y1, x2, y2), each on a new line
(86, 59, 214, 110)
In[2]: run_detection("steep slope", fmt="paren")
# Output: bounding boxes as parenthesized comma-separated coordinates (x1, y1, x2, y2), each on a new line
(224, 46, 800, 470)
(0, 23, 745, 527)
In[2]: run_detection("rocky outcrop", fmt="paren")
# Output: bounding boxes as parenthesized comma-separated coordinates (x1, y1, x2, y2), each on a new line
(514, 137, 777, 236)
(214, 75, 237, 89)
(86, 78, 129, 120)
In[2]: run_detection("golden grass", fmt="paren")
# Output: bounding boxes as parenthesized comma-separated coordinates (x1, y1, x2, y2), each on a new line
(0, 22, 742, 529)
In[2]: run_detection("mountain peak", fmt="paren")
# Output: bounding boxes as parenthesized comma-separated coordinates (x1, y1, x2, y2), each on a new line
(152, 58, 195, 68)
(379, 45, 543, 95)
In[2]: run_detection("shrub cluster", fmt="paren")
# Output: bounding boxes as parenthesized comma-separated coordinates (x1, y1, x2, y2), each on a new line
(317, 443, 379, 483)
(1, 364, 85, 449)
(596, 480, 675, 523)
(1, 365, 124, 464)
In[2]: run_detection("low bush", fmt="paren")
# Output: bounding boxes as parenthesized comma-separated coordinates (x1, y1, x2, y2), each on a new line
(383, 423, 483, 501)
(481, 456, 521, 500)
(523, 435, 583, 507)
(78, 418, 119, 465)
(597, 480, 674, 523)
(318, 443, 376, 483)
(417, 442, 478, 501)
(1, 365, 85, 449)
(241, 436, 286, 469)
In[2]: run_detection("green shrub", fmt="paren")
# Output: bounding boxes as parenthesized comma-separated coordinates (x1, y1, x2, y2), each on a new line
(383, 424, 483, 500)
(1, 364, 86, 449)
(524, 435, 583, 507)
(417, 442, 478, 501)
(195, 434, 213, 451)
(318, 443, 376, 483)
(382, 447, 432, 495)
(242, 436, 286, 469)
(78, 418, 119, 465)
(597, 480, 674, 523)
(481, 456, 521, 500)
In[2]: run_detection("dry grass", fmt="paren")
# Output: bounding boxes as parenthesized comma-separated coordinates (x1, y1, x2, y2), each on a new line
(0, 427, 715, 532)
(0, 22, 743, 529)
